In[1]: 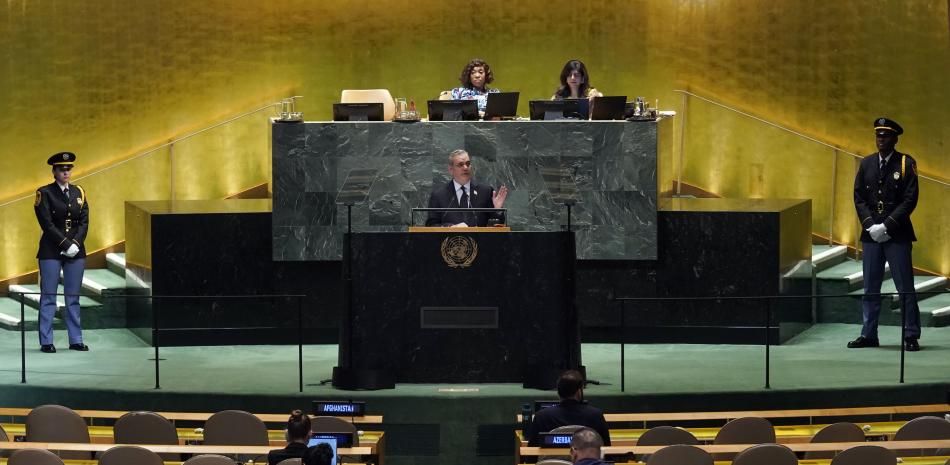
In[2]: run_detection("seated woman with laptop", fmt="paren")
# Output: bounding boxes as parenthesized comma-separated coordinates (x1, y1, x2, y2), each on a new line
(551, 59, 603, 100)
(449, 58, 501, 112)
(267, 410, 311, 465)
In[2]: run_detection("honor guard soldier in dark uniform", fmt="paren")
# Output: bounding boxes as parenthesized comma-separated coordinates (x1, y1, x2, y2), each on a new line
(34, 152, 90, 353)
(849, 118, 921, 351)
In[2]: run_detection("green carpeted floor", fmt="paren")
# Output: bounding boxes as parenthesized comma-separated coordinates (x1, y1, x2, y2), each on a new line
(1, 323, 947, 396)
(1, 323, 948, 465)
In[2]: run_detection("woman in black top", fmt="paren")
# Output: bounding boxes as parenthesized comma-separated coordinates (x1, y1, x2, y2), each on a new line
(268, 410, 312, 465)
(551, 59, 603, 100)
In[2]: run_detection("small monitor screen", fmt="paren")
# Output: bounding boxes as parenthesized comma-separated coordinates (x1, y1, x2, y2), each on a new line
(308, 431, 353, 448)
(306, 435, 338, 465)
(589, 95, 628, 120)
(333, 103, 384, 122)
(484, 92, 520, 119)
(539, 432, 574, 448)
(534, 400, 560, 412)
(427, 100, 479, 121)
(529, 100, 584, 120)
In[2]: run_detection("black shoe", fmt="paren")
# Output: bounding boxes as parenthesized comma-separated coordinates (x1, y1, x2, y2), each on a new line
(69, 343, 89, 351)
(847, 336, 880, 348)
(40, 344, 56, 353)
(904, 339, 920, 352)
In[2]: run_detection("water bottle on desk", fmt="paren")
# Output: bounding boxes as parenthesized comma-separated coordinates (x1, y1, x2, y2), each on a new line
(521, 403, 533, 438)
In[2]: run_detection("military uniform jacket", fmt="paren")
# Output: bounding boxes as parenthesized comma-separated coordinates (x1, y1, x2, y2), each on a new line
(853, 151, 918, 243)
(34, 182, 89, 259)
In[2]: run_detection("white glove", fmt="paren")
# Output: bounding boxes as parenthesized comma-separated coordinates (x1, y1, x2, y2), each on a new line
(450, 222, 469, 227)
(876, 231, 891, 243)
(64, 243, 80, 258)
(867, 224, 888, 242)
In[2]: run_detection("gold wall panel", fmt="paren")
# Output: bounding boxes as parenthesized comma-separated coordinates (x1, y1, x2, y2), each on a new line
(1, 0, 947, 280)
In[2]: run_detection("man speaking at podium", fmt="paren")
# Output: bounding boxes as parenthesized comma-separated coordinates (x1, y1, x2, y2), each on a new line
(426, 149, 508, 227)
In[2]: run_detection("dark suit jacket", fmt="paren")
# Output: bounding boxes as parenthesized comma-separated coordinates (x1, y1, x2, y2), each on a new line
(34, 182, 89, 259)
(853, 151, 918, 242)
(526, 399, 612, 446)
(267, 442, 308, 465)
(425, 179, 504, 227)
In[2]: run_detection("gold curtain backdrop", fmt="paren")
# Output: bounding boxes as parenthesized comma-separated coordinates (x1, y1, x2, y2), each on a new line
(0, 0, 947, 281)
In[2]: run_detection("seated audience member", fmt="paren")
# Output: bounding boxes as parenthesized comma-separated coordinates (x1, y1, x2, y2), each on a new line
(267, 410, 312, 465)
(450, 58, 500, 112)
(527, 370, 611, 446)
(551, 59, 603, 100)
(570, 427, 608, 465)
(303, 443, 335, 465)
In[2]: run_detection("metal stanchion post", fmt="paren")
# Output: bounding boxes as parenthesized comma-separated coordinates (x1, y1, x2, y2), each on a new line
(298, 296, 304, 393)
(900, 291, 906, 384)
(20, 293, 27, 384)
(153, 296, 161, 390)
(620, 300, 625, 393)
(765, 298, 771, 390)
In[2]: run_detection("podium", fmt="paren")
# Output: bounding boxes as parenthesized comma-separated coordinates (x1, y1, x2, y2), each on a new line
(332, 230, 580, 389)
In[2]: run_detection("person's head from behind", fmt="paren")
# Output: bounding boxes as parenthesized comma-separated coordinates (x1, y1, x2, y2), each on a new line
(570, 427, 603, 463)
(558, 60, 591, 97)
(557, 369, 585, 401)
(303, 442, 334, 465)
(285, 409, 312, 443)
(448, 149, 473, 185)
(460, 58, 493, 90)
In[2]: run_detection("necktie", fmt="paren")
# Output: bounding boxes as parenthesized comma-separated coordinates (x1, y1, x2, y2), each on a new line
(460, 186, 470, 225)
(63, 187, 69, 199)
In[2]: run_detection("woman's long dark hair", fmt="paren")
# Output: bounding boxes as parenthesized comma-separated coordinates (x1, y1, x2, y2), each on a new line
(287, 409, 312, 442)
(459, 58, 493, 90)
(554, 60, 592, 99)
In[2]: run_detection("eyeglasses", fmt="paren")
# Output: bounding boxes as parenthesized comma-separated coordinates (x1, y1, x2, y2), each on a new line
(453, 161, 472, 168)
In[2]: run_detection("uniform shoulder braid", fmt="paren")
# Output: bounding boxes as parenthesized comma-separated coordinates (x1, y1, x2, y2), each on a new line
(75, 184, 87, 207)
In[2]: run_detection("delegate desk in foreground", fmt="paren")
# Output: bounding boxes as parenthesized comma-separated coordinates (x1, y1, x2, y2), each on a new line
(333, 230, 580, 389)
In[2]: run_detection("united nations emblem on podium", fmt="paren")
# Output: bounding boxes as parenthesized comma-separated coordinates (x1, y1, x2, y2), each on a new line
(441, 236, 478, 268)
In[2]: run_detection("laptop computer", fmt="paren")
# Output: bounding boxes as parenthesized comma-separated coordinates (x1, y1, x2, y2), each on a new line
(307, 434, 340, 465)
(483, 92, 520, 119)
(589, 95, 628, 120)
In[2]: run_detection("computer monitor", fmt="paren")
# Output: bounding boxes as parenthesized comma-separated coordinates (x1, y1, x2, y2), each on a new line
(533, 400, 560, 412)
(589, 95, 628, 120)
(483, 92, 520, 120)
(308, 431, 354, 448)
(333, 103, 384, 122)
(427, 100, 479, 121)
(306, 435, 339, 465)
(528, 99, 584, 120)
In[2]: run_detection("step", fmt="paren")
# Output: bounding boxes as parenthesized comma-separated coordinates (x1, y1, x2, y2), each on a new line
(76, 268, 129, 297)
(811, 245, 848, 272)
(912, 277, 948, 303)
(8, 284, 101, 311)
(850, 276, 948, 304)
(106, 252, 126, 276)
(0, 296, 62, 331)
(7, 284, 133, 330)
(817, 259, 890, 290)
(917, 289, 950, 327)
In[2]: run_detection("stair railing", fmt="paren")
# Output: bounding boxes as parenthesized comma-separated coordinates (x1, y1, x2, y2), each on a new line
(673, 89, 948, 256)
